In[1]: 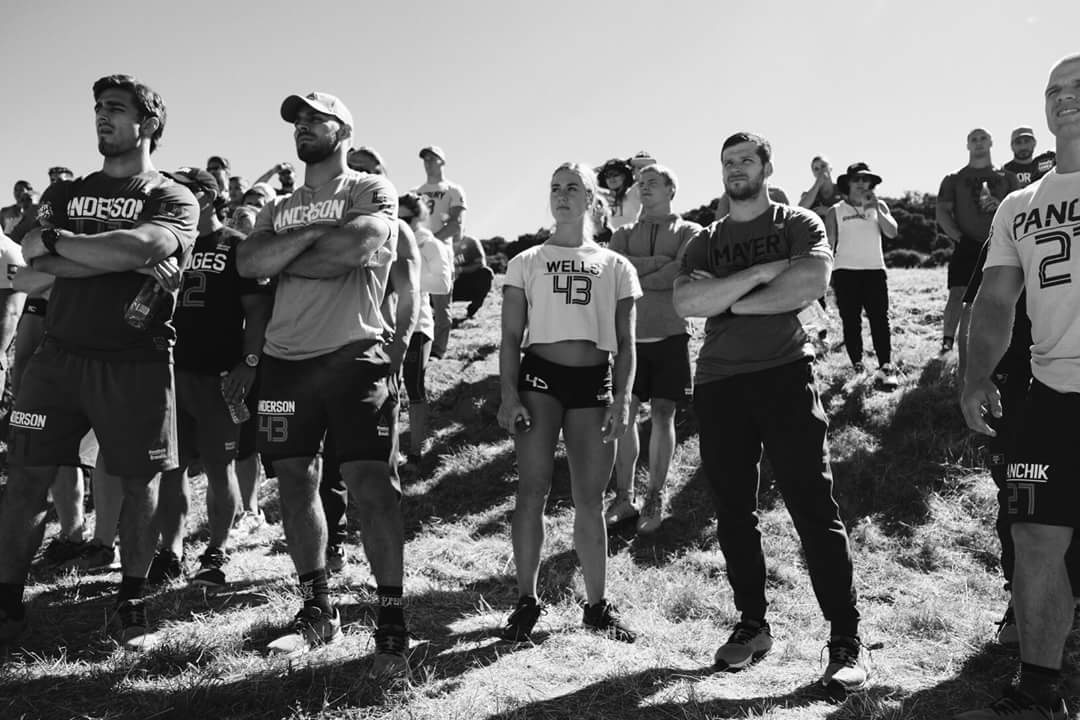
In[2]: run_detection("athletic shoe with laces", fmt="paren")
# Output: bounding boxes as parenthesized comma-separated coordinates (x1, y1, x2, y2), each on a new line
(266, 605, 341, 656)
(820, 635, 868, 691)
(636, 490, 665, 534)
(369, 622, 410, 678)
(953, 687, 1067, 719)
(189, 548, 227, 590)
(582, 600, 636, 643)
(714, 619, 773, 671)
(113, 598, 161, 652)
(147, 549, 183, 585)
(499, 596, 544, 642)
(77, 541, 120, 572)
(875, 364, 899, 390)
(326, 544, 347, 575)
(604, 496, 638, 527)
(42, 537, 89, 567)
(996, 604, 1020, 646)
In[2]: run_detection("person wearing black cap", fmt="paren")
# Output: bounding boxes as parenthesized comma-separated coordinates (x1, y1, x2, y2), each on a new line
(413, 145, 466, 359)
(936, 128, 1020, 355)
(597, 158, 639, 229)
(825, 163, 899, 388)
(0, 74, 199, 653)
(149, 167, 272, 590)
(1003, 126, 1057, 188)
(237, 90, 410, 676)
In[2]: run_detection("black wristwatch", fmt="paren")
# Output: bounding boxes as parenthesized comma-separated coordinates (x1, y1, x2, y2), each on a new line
(243, 353, 260, 368)
(41, 228, 61, 255)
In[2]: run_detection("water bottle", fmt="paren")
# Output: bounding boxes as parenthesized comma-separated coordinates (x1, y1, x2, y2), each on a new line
(979, 181, 993, 209)
(123, 278, 168, 331)
(220, 372, 251, 424)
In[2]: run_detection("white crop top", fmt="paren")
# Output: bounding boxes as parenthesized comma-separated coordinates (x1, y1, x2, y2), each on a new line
(505, 242, 641, 354)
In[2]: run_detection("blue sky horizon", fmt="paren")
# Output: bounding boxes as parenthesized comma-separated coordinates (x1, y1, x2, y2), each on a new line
(3, 0, 1077, 239)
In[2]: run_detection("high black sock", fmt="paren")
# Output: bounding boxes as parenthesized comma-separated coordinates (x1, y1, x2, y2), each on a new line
(1018, 662, 1062, 706)
(0, 582, 25, 618)
(831, 620, 860, 639)
(118, 576, 145, 603)
(377, 585, 405, 627)
(299, 569, 332, 613)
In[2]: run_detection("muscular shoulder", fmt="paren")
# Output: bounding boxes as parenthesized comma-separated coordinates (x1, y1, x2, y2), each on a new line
(778, 203, 825, 232)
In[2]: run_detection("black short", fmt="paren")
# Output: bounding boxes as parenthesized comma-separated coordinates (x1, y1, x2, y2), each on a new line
(256, 340, 396, 464)
(175, 370, 239, 465)
(948, 240, 981, 288)
(1001, 380, 1080, 528)
(518, 352, 612, 409)
(8, 341, 177, 476)
(632, 334, 692, 403)
(403, 332, 431, 404)
(22, 298, 47, 317)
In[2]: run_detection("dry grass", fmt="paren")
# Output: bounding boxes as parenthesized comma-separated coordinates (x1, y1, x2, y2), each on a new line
(1, 268, 1077, 719)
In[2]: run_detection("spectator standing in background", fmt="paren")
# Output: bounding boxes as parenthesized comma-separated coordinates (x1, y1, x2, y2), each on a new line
(1003, 125, 1057, 188)
(935, 128, 1020, 354)
(414, 145, 467, 359)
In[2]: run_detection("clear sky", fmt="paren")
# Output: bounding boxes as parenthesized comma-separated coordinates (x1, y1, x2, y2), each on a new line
(2, 0, 1077, 238)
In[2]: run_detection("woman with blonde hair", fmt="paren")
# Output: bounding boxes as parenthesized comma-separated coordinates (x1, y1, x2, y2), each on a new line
(497, 162, 641, 643)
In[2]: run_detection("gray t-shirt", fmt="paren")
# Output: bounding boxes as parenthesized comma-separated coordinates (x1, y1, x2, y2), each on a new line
(679, 203, 832, 383)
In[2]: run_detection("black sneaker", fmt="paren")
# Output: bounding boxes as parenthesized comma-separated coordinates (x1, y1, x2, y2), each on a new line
(266, 605, 341, 656)
(189, 548, 227, 590)
(953, 686, 1067, 719)
(820, 635, 868, 692)
(369, 622, 410, 678)
(147, 549, 183, 585)
(113, 599, 161, 652)
(42, 537, 89, 567)
(714, 619, 773, 671)
(582, 600, 636, 643)
(499, 596, 544, 642)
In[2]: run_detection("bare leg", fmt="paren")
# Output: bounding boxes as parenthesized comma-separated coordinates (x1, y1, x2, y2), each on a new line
(273, 456, 326, 575)
(91, 457, 124, 547)
(511, 392, 561, 597)
(236, 454, 262, 514)
(50, 467, 87, 541)
(612, 396, 641, 503)
(563, 407, 615, 605)
(1013, 522, 1073, 669)
(0, 466, 57, 583)
(646, 398, 677, 494)
(204, 461, 240, 550)
(154, 468, 188, 557)
(942, 286, 966, 343)
(117, 474, 161, 579)
(342, 460, 402, 585)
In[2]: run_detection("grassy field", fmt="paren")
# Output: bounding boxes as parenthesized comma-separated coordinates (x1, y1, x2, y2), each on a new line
(0, 267, 1074, 719)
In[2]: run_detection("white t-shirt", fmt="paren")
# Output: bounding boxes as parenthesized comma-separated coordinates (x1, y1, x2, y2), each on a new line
(415, 226, 453, 339)
(832, 200, 886, 270)
(413, 180, 467, 235)
(504, 242, 641, 354)
(985, 169, 1080, 392)
(0, 232, 26, 290)
(606, 184, 642, 229)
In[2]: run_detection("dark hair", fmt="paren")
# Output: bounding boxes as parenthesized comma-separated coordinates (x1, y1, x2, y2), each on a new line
(398, 192, 429, 222)
(596, 158, 634, 204)
(92, 74, 167, 153)
(721, 132, 771, 165)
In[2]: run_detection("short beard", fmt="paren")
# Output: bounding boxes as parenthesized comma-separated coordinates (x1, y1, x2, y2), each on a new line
(726, 177, 764, 202)
(296, 137, 338, 164)
(1014, 149, 1034, 161)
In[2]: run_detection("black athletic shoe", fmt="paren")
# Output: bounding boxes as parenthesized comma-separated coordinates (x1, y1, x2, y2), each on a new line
(369, 622, 410, 678)
(499, 596, 544, 642)
(583, 600, 636, 643)
(113, 599, 162, 652)
(42, 537, 89, 567)
(189, 548, 227, 590)
(953, 686, 1067, 719)
(147, 549, 183, 585)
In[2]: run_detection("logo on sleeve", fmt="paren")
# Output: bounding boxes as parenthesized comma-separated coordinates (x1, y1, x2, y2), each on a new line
(36, 202, 53, 224)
